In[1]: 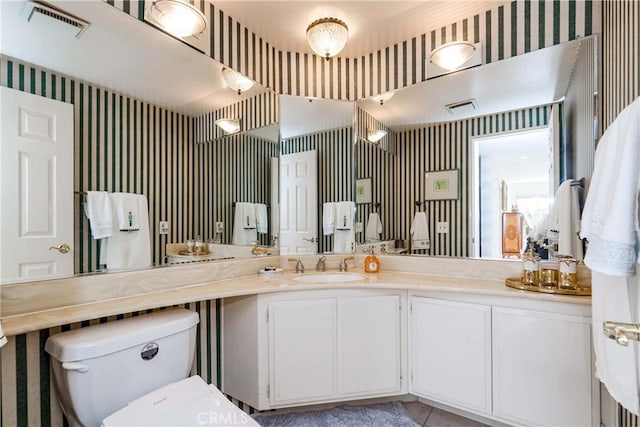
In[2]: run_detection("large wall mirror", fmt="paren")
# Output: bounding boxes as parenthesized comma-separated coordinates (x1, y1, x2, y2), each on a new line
(355, 35, 598, 260)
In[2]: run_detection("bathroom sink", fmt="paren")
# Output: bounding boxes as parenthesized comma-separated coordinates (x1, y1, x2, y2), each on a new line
(293, 273, 366, 283)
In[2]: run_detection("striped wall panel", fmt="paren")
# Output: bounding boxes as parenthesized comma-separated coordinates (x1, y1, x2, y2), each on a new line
(197, 134, 278, 245)
(281, 127, 353, 254)
(106, 0, 600, 101)
(355, 108, 396, 244)
(603, 2, 640, 427)
(195, 91, 279, 143)
(0, 301, 250, 427)
(396, 104, 552, 257)
(0, 56, 197, 274)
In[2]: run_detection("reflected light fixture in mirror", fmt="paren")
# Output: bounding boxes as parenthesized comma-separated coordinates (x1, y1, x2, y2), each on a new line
(371, 92, 394, 106)
(306, 17, 349, 60)
(215, 118, 240, 134)
(430, 41, 476, 71)
(367, 129, 387, 143)
(149, 0, 207, 38)
(221, 68, 255, 95)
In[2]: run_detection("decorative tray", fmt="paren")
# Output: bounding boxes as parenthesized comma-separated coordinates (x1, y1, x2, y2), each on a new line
(178, 249, 210, 256)
(504, 277, 591, 296)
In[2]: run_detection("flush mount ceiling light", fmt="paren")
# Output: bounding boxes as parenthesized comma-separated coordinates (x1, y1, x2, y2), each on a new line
(306, 17, 349, 60)
(221, 68, 255, 95)
(371, 92, 394, 106)
(430, 41, 476, 71)
(367, 129, 387, 143)
(149, 0, 206, 39)
(215, 118, 240, 134)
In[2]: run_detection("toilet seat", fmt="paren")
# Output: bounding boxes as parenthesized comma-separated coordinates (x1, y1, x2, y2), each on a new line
(102, 376, 259, 426)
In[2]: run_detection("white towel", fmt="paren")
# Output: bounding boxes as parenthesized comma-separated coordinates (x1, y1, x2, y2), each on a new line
(255, 204, 268, 234)
(410, 211, 430, 250)
(84, 191, 114, 239)
(113, 192, 141, 231)
(334, 229, 355, 254)
(323, 202, 336, 235)
(545, 180, 582, 258)
(365, 212, 383, 241)
(101, 193, 151, 270)
(580, 97, 640, 415)
(581, 97, 640, 276)
(335, 201, 355, 230)
(233, 203, 257, 245)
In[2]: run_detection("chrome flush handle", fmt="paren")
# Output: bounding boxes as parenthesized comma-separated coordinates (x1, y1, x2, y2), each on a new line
(49, 243, 71, 254)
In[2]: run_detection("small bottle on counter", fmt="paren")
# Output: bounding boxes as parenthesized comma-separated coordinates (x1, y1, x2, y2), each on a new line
(556, 255, 578, 289)
(522, 243, 540, 286)
(364, 246, 380, 273)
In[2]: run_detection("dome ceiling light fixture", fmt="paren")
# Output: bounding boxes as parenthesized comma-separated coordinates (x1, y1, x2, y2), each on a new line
(306, 17, 349, 60)
(371, 92, 395, 106)
(430, 41, 477, 71)
(149, 0, 207, 39)
(215, 118, 241, 134)
(221, 68, 255, 95)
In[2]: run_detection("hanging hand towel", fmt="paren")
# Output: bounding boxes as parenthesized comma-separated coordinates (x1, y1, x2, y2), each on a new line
(335, 201, 355, 230)
(113, 192, 141, 231)
(334, 229, 355, 254)
(323, 202, 336, 235)
(410, 211, 430, 250)
(84, 190, 114, 239)
(580, 97, 640, 415)
(365, 212, 383, 241)
(255, 204, 268, 234)
(233, 202, 257, 245)
(102, 193, 151, 270)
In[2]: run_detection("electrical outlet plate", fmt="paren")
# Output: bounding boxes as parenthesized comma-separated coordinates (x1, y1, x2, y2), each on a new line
(436, 221, 449, 234)
(159, 221, 169, 234)
(355, 222, 363, 232)
(216, 222, 224, 232)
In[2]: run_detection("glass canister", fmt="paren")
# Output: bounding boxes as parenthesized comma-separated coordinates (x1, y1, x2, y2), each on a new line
(539, 261, 559, 289)
(556, 255, 578, 289)
(522, 244, 540, 285)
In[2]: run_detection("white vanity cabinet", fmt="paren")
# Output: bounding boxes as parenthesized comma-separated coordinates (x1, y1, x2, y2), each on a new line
(492, 306, 594, 427)
(409, 296, 492, 414)
(222, 289, 407, 410)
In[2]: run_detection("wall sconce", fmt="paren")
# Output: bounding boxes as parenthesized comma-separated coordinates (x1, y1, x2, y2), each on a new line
(148, 0, 207, 39)
(221, 68, 254, 95)
(371, 92, 394, 106)
(215, 118, 240, 134)
(367, 129, 387, 143)
(306, 17, 349, 60)
(429, 41, 476, 71)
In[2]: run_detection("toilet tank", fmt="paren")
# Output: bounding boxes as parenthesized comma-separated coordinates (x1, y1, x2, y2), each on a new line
(45, 309, 199, 427)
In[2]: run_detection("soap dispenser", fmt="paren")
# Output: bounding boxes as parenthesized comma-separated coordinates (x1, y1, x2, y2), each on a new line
(364, 246, 380, 273)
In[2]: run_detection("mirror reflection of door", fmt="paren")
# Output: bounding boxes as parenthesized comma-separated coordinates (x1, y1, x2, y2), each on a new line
(279, 150, 317, 255)
(472, 128, 554, 259)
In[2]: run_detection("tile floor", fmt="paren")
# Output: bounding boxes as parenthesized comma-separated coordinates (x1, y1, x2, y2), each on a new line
(403, 401, 488, 427)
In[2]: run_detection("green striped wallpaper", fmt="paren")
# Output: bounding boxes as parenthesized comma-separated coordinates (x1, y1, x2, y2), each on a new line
(281, 127, 354, 254)
(602, 1, 639, 426)
(395, 104, 553, 257)
(107, 0, 599, 101)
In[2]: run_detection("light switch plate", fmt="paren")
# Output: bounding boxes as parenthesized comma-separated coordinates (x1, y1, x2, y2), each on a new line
(159, 221, 169, 234)
(355, 222, 363, 232)
(216, 222, 224, 232)
(436, 221, 449, 234)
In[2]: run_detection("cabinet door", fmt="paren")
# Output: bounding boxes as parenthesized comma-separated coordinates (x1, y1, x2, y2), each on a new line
(339, 295, 402, 396)
(492, 307, 593, 427)
(268, 298, 337, 405)
(410, 297, 492, 413)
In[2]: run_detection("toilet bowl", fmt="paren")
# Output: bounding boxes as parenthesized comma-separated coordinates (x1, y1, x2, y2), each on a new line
(45, 309, 256, 426)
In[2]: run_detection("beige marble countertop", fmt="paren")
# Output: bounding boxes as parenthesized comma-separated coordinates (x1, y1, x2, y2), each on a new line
(0, 255, 591, 336)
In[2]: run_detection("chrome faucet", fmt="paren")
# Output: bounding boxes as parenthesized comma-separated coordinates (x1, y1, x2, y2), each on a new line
(316, 256, 326, 271)
(339, 256, 354, 272)
(288, 258, 305, 273)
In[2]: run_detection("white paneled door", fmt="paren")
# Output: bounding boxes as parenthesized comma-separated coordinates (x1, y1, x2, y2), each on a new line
(1, 86, 74, 284)
(279, 150, 317, 254)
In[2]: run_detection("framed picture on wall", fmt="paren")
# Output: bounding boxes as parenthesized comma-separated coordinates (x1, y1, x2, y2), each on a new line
(356, 178, 372, 203)
(425, 169, 459, 200)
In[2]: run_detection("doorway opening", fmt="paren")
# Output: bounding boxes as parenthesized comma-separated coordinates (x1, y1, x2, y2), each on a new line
(471, 128, 554, 259)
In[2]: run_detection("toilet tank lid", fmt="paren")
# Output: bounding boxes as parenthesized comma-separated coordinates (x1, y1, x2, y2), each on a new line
(45, 309, 199, 362)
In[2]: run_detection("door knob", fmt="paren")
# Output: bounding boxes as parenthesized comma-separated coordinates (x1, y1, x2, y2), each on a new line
(49, 243, 71, 254)
(302, 237, 317, 243)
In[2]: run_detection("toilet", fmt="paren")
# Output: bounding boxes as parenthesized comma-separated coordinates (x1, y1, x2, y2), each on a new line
(45, 309, 258, 427)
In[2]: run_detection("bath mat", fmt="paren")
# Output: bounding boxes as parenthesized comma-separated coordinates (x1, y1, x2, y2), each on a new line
(253, 401, 419, 427)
